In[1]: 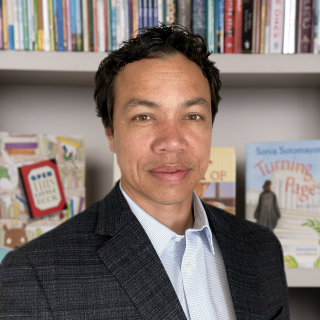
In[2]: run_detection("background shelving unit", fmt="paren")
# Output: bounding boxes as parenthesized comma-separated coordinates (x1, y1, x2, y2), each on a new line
(1, 51, 320, 319)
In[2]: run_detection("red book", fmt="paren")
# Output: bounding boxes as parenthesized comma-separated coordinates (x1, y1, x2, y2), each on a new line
(225, 0, 235, 53)
(234, 0, 243, 53)
(19, 160, 67, 219)
(104, 0, 108, 51)
(93, 0, 98, 52)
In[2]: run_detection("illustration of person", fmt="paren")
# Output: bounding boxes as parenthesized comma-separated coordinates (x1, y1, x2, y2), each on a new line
(254, 180, 281, 231)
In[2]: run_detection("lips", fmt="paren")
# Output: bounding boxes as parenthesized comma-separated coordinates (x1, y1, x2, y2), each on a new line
(149, 165, 190, 183)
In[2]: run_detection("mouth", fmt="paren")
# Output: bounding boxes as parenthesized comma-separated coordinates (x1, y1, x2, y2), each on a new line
(149, 165, 190, 183)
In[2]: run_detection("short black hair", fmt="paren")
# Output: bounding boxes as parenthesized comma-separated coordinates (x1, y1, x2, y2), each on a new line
(94, 23, 222, 132)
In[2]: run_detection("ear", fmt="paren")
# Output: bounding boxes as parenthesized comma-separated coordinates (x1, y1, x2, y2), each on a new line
(104, 127, 115, 153)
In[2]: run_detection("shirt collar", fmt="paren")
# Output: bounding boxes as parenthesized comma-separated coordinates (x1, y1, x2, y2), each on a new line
(119, 182, 215, 256)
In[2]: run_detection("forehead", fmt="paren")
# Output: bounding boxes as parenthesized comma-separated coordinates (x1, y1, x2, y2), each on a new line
(113, 53, 210, 99)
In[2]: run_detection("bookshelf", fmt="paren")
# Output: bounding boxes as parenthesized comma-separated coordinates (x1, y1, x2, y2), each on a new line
(0, 51, 320, 319)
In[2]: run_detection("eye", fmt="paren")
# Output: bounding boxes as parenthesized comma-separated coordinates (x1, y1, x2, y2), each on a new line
(134, 115, 151, 121)
(185, 114, 203, 121)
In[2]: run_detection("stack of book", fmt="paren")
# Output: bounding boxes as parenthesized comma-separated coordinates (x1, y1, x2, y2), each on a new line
(0, 0, 319, 53)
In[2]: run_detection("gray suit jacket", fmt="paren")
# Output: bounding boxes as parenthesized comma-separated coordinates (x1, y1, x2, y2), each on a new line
(0, 183, 289, 319)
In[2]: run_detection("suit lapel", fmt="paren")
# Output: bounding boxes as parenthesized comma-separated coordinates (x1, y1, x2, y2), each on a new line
(95, 184, 187, 320)
(203, 202, 262, 320)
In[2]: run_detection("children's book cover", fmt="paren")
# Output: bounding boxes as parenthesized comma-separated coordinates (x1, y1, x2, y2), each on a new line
(246, 140, 320, 268)
(195, 147, 236, 215)
(0, 133, 85, 249)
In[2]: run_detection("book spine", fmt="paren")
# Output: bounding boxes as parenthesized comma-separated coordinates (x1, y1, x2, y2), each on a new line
(207, 0, 215, 52)
(128, 0, 133, 37)
(116, 0, 121, 45)
(57, 0, 64, 50)
(3, 0, 9, 49)
(18, 0, 25, 50)
(153, 0, 158, 27)
(157, 0, 163, 24)
(65, 0, 71, 50)
(124, 0, 129, 39)
(242, 0, 253, 52)
(132, 0, 138, 36)
(22, 0, 29, 50)
(7, 0, 15, 50)
(297, 0, 315, 53)
(314, 0, 319, 53)
(193, 0, 207, 39)
(254, 0, 261, 53)
(143, 0, 147, 26)
(97, 0, 104, 51)
(62, 0, 67, 50)
(216, 0, 224, 52)
(178, 0, 191, 31)
(282, 0, 297, 53)
(70, 0, 76, 51)
(234, 0, 243, 53)
(269, 0, 284, 53)
(138, 0, 143, 28)
(264, 0, 270, 53)
(27, 0, 34, 50)
(107, 0, 112, 48)
(104, 0, 108, 49)
(53, 0, 58, 50)
(93, 0, 98, 51)
(224, 0, 235, 53)
(42, 0, 50, 51)
(164, 0, 176, 24)
(251, 0, 257, 52)
(260, 0, 266, 53)
(37, 0, 44, 50)
(0, 0, 3, 49)
(317, 0, 320, 53)
(33, 0, 38, 50)
(89, 0, 93, 51)
(14, 0, 20, 50)
(148, 0, 152, 26)
(82, 0, 88, 51)
(111, 0, 116, 49)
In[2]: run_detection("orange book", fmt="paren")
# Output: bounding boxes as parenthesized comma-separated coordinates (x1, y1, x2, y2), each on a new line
(6, 149, 36, 156)
(62, 0, 67, 50)
(2, 0, 8, 50)
(37, 0, 44, 50)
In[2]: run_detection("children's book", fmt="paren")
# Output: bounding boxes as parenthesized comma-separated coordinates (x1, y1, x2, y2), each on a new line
(246, 140, 320, 268)
(0, 133, 85, 249)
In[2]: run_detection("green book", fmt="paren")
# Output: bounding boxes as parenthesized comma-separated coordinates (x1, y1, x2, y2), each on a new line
(33, 0, 39, 50)
(48, 0, 55, 51)
(22, 0, 29, 50)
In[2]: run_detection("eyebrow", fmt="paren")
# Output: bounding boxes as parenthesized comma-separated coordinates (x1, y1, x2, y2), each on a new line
(123, 97, 210, 113)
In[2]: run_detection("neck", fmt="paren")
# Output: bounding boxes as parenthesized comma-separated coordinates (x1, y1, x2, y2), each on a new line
(121, 182, 194, 235)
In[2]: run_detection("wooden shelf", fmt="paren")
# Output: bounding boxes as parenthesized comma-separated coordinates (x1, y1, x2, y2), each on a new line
(286, 269, 320, 287)
(1, 51, 320, 87)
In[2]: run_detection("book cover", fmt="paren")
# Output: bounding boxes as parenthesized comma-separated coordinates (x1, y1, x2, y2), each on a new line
(269, 0, 284, 53)
(195, 147, 236, 215)
(0, 133, 86, 249)
(178, 0, 191, 31)
(27, 0, 34, 50)
(14, 0, 20, 50)
(216, 0, 225, 52)
(260, 0, 266, 53)
(246, 140, 320, 268)
(70, 0, 76, 51)
(264, 0, 271, 53)
(33, 0, 38, 50)
(234, 0, 243, 53)
(193, 0, 206, 39)
(207, 0, 215, 52)
(224, 0, 235, 53)
(18, 0, 25, 50)
(242, 0, 253, 52)
(82, 0, 89, 51)
(7, 0, 15, 50)
(297, 0, 315, 53)
(42, 0, 50, 51)
(164, 0, 176, 24)
(37, 0, 44, 50)
(22, 0, 29, 50)
(283, 0, 297, 54)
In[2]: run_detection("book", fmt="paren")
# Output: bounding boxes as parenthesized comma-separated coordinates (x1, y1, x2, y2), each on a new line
(253, 0, 261, 53)
(264, 0, 271, 53)
(103, 0, 108, 50)
(164, 0, 176, 24)
(216, 0, 224, 52)
(111, 0, 116, 49)
(89, 0, 94, 51)
(297, 0, 315, 53)
(42, 0, 50, 51)
(0, 0, 3, 50)
(97, 0, 105, 51)
(242, 0, 254, 53)
(207, 0, 216, 52)
(27, 0, 34, 50)
(143, 0, 147, 27)
(70, 0, 77, 50)
(57, 0, 64, 50)
(18, 0, 25, 50)
(22, 0, 29, 50)
(314, 0, 319, 53)
(177, 0, 191, 31)
(1, 0, 8, 50)
(260, 0, 266, 53)
(317, 0, 320, 53)
(138, 0, 143, 28)
(66, 0, 72, 51)
(158, 0, 163, 24)
(82, 0, 88, 51)
(53, 0, 59, 50)
(7, 0, 15, 50)
(153, 0, 158, 27)
(269, 0, 285, 53)
(37, 0, 44, 50)
(246, 140, 320, 269)
(33, 0, 38, 50)
(107, 0, 112, 48)
(93, 0, 98, 51)
(194, 147, 236, 215)
(234, 0, 243, 53)
(224, 0, 235, 53)
(75, 0, 82, 51)
(132, 0, 138, 37)
(62, 0, 67, 50)
(0, 133, 86, 249)
(283, 0, 297, 54)
(14, 0, 20, 50)
(193, 0, 206, 39)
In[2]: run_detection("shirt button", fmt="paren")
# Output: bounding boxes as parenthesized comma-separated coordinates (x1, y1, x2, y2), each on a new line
(174, 238, 181, 242)
(186, 263, 193, 272)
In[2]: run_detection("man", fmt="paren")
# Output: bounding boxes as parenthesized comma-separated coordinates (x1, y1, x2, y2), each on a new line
(0, 24, 289, 319)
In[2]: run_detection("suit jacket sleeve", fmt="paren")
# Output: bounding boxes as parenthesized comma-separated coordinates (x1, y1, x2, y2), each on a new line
(0, 249, 54, 319)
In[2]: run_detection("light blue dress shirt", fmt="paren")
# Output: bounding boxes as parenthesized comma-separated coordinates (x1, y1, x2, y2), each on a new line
(120, 183, 236, 320)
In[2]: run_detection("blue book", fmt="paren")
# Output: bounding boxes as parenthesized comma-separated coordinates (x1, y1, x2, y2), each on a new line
(18, 0, 25, 50)
(70, 0, 76, 51)
(70, 199, 74, 217)
(111, 0, 117, 50)
(143, 0, 148, 27)
(153, 0, 158, 27)
(57, 0, 64, 51)
(0, 247, 12, 263)
(192, 0, 206, 39)
(148, 0, 152, 26)
(138, 0, 143, 29)
(216, 0, 224, 53)
(9, 25, 15, 50)
(246, 139, 320, 269)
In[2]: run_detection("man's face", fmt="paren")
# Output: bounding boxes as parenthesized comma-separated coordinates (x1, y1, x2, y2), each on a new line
(106, 53, 212, 206)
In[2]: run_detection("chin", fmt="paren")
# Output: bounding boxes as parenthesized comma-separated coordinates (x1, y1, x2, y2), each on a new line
(143, 188, 192, 206)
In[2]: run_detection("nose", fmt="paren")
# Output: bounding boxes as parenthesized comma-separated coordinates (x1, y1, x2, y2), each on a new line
(151, 121, 188, 155)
